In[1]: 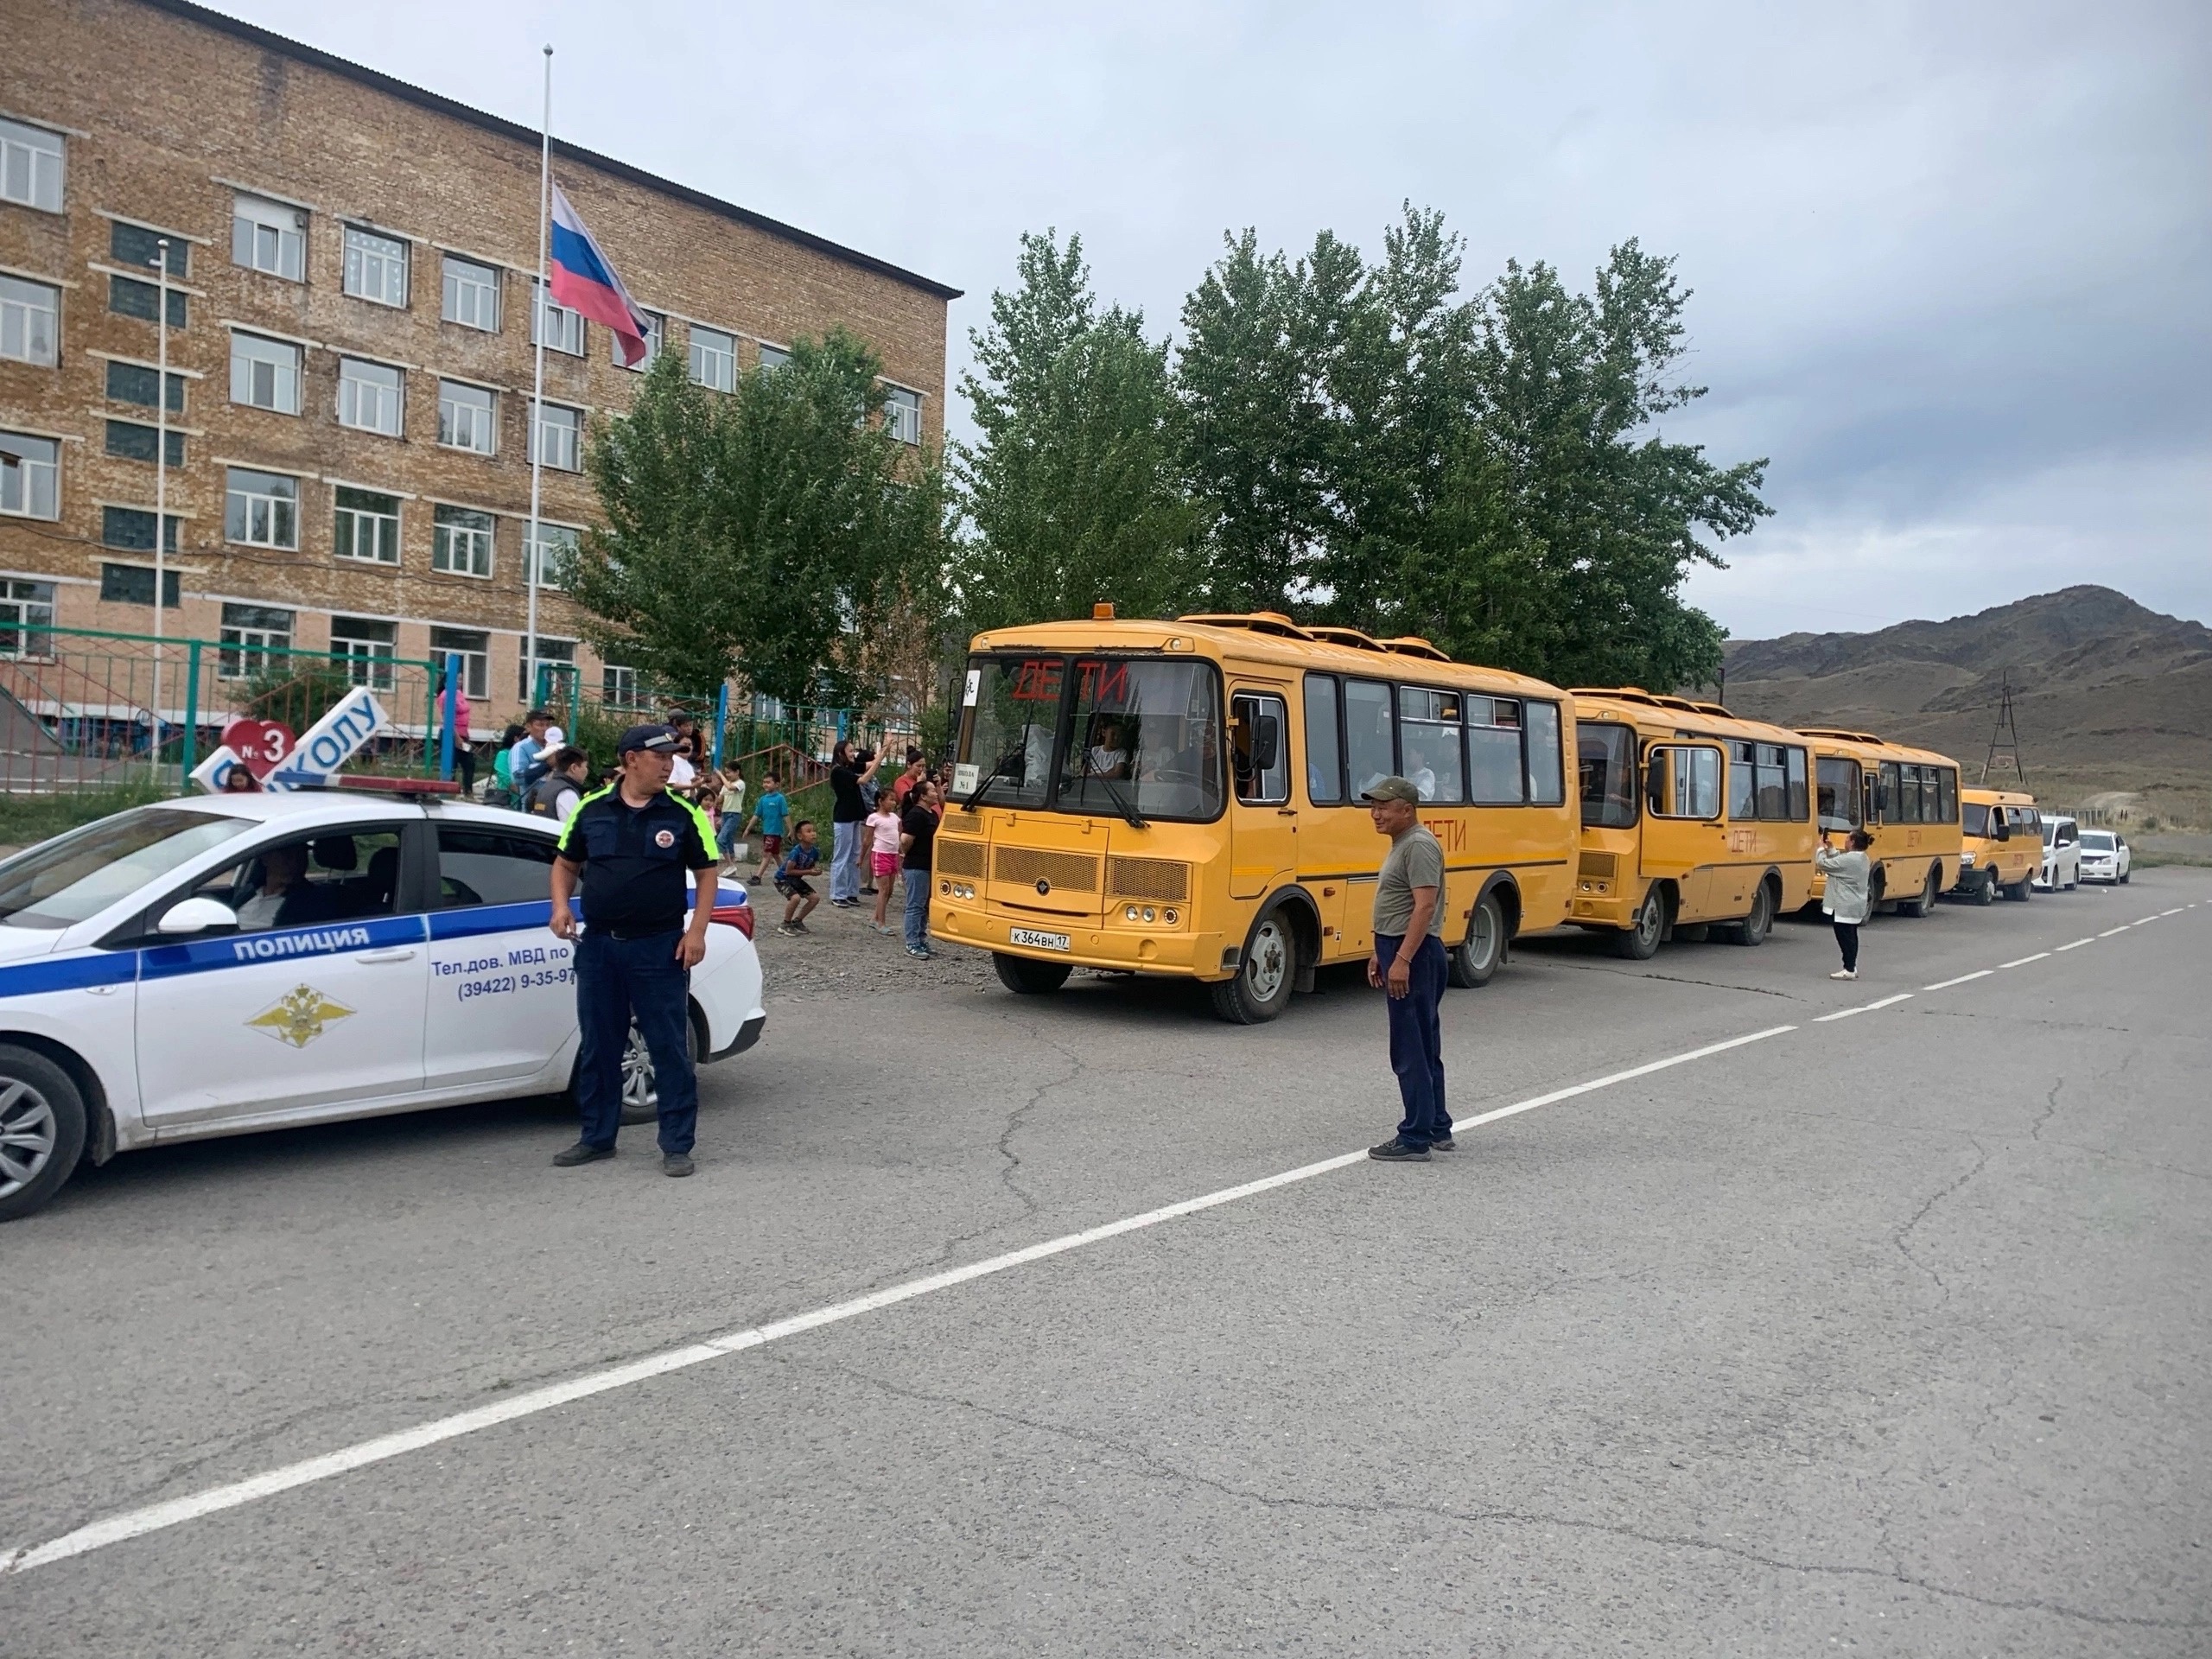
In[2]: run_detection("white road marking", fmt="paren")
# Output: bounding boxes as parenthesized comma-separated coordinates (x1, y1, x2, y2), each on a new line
(2098, 926, 2132, 938)
(2056, 939, 2094, 951)
(1999, 953, 2050, 969)
(0, 1024, 1798, 1577)
(1924, 970, 1993, 989)
(2132, 916, 2158, 926)
(1813, 991, 1915, 1024)
(2161, 907, 2183, 917)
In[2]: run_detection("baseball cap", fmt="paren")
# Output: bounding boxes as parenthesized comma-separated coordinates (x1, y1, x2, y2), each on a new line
(616, 723, 680, 756)
(1361, 776, 1422, 804)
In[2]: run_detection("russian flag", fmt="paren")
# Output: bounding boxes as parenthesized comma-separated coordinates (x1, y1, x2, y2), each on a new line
(548, 184, 651, 367)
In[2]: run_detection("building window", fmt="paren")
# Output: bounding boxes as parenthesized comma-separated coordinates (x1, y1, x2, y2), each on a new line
(110, 221, 189, 278)
(518, 636, 576, 699)
(106, 420, 185, 467)
(329, 615, 397, 691)
(342, 226, 409, 307)
(338, 358, 404, 436)
(524, 522, 579, 589)
(101, 506, 179, 553)
(231, 333, 302, 414)
(107, 275, 187, 327)
(0, 275, 59, 366)
(615, 310, 664, 369)
(218, 603, 294, 680)
(232, 193, 306, 281)
(0, 118, 64, 213)
(531, 402, 582, 471)
(757, 343, 790, 372)
(334, 486, 400, 564)
(442, 255, 499, 331)
(0, 578, 57, 660)
(0, 433, 60, 520)
(437, 381, 496, 454)
(433, 505, 494, 577)
(531, 280, 583, 355)
(429, 626, 490, 699)
(882, 385, 922, 445)
(601, 653, 642, 710)
(225, 467, 300, 550)
(105, 359, 185, 412)
(689, 326, 735, 391)
(99, 563, 181, 607)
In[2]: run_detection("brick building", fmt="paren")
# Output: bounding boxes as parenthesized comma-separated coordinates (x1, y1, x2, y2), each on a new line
(0, 0, 957, 740)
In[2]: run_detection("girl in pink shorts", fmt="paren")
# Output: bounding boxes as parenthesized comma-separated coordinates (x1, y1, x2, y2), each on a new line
(866, 798, 905, 930)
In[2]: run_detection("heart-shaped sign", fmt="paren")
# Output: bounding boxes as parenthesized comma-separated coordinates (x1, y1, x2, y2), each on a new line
(220, 717, 296, 779)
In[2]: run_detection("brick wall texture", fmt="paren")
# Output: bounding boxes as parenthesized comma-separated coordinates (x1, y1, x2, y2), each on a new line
(0, 0, 954, 734)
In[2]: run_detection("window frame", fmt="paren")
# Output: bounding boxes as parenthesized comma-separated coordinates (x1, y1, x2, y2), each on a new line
(98, 562, 181, 608)
(614, 310, 664, 370)
(328, 615, 398, 691)
(440, 254, 501, 332)
(1465, 696, 1528, 807)
(105, 359, 185, 413)
(336, 357, 405, 437)
(217, 602, 296, 682)
(531, 280, 584, 355)
(231, 193, 307, 282)
(1230, 690, 1291, 807)
(105, 420, 186, 467)
(881, 384, 922, 444)
(107, 273, 188, 327)
(689, 325, 736, 391)
(1575, 718, 1638, 830)
(0, 578, 58, 660)
(1645, 742, 1724, 821)
(0, 431, 60, 521)
(99, 506, 179, 555)
(428, 626, 491, 700)
(224, 467, 301, 550)
(0, 273, 60, 367)
(109, 220, 188, 279)
(0, 118, 65, 213)
(1396, 684, 1467, 806)
(530, 401, 582, 472)
(434, 825, 562, 912)
(1302, 672, 1345, 805)
(229, 331, 302, 415)
(523, 522, 579, 591)
(340, 225, 410, 308)
(436, 379, 497, 455)
(431, 505, 496, 580)
(333, 486, 401, 566)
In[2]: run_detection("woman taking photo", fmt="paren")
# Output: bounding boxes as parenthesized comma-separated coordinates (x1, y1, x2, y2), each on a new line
(1815, 829, 1877, 980)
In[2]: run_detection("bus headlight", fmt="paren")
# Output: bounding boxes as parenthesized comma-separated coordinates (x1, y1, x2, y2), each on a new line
(1142, 907, 1156, 923)
(1164, 908, 1178, 925)
(1125, 906, 1141, 921)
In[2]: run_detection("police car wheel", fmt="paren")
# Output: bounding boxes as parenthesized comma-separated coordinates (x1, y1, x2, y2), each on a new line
(619, 1014, 701, 1126)
(0, 1046, 87, 1224)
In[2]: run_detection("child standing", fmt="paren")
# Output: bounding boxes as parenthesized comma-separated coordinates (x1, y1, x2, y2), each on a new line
(716, 767, 749, 869)
(747, 773, 789, 887)
(865, 795, 905, 931)
(775, 820, 822, 934)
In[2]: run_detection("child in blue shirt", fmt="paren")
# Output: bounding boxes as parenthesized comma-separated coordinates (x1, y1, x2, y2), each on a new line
(774, 820, 821, 934)
(747, 774, 791, 887)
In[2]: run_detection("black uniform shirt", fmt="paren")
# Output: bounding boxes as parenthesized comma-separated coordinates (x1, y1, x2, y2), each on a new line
(557, 785, 717, 937)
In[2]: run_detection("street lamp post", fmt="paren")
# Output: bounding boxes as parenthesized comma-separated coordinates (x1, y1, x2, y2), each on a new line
(151, 238, 171, 779)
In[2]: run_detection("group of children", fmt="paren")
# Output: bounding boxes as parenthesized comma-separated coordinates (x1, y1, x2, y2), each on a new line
(739, 751, 945, 959)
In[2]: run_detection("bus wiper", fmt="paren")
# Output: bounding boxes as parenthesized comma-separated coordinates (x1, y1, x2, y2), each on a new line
(1088, 766, 1148, 830)
(963, 750, 1019, 810)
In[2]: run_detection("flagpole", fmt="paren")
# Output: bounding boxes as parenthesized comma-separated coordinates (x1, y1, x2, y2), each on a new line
(524, 43, 551, 715)
(151, 238, 170, 779)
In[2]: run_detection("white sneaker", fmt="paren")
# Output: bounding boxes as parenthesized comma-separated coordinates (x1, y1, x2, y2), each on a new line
(1829, 969, 1858, 980)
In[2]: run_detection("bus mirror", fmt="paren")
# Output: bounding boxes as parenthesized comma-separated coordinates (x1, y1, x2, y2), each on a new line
(1993, 818, 2010, 842)
(1251, 714, 1280, 772)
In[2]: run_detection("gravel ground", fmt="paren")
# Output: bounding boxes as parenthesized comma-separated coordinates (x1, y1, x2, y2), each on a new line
(747, 869, 1004, 1001)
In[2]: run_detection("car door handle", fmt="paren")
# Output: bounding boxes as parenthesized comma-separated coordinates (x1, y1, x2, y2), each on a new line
(356, 948, 417, 963)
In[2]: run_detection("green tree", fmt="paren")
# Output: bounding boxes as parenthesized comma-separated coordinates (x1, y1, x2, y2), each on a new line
(956, 231, 1199, 632)
(575, 332, 938, 706)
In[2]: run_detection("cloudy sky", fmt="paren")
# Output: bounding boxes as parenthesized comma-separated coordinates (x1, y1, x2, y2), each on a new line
(219, 0, 2209, 639)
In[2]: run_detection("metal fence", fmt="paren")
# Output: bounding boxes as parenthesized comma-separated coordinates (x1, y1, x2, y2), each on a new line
(0, 625, 441, 793)
(537, 676, 911, 774)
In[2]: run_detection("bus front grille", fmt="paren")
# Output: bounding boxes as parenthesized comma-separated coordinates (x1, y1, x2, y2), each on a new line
(1578, 850, 1618, 880)
(994, 846, 1101, 893)
(937, 837, 986, 878)
(1108, 857, 1189, 902)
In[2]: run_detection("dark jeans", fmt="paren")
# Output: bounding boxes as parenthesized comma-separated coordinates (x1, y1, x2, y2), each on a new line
(454, 747, 477, 796)
(904, 865, 931, 950)
(1376, 932, 1451, 1147)
(1834, 920, 1860, 973)
(574, 927, 697, 1154)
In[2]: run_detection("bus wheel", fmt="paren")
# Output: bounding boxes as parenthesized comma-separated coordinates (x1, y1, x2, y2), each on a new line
(994, 953, 1072, 995)
(1901, 864, 1941, 918)
(1726, 879, 1777, 946)
(2004, 875, 2031, 902)
(0, 1046, 87, 1224)
(1609, 887, 1667, 960)
(1967, 868, 1997, 906)
(1210, 906, 1294, 1024)
(1446, 890, 1506, 988)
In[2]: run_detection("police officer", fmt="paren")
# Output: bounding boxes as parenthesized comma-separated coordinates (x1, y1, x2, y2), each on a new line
(549, 725, 720, 1177)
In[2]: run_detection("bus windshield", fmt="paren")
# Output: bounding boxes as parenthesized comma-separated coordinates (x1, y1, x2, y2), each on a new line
(1962, 803, 1993, 837)
(1576, 722, 1637, 829)
(958, 655, 1224, 820)
(1816, 758, 1861, 832)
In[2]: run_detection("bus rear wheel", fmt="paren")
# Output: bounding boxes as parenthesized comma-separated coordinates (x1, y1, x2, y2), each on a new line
(1446, 890, 1507, 988)
(1900, 864, 1941, 918)
(1965, 868, 1997, 906)
(2003, 875, 2032, 901)
(994, 953, 1072, 995)
(1210, 905, 1295, 1024)
(1726, 878, 1776, 946)
(1609, 886, 1667, 960)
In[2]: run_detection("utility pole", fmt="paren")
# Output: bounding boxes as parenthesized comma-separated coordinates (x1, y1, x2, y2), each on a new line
(1981, 669, 2028, 786)
(151, 238, 170, 779)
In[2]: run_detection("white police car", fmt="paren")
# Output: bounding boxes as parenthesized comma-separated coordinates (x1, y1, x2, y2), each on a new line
(0, 788, 765, 1221)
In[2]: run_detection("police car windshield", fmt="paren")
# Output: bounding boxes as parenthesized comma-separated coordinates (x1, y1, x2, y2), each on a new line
(0, 808, 251, 930)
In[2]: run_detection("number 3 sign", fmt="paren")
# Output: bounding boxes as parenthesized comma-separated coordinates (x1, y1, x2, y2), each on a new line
(220, 718, 296, 779)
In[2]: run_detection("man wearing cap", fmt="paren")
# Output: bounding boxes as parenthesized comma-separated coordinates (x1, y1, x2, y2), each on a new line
(1363, 776, 1453, 1161)
(548, 724, 720, 1177)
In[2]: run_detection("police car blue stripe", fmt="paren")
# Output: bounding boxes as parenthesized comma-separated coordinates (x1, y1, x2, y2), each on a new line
(427, 901, 550, 941)
(139, 914, 428, 982)
(0, 950, 140, 1000)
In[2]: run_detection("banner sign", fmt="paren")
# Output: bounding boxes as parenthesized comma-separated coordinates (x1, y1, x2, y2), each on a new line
(193, 690, 390, 793)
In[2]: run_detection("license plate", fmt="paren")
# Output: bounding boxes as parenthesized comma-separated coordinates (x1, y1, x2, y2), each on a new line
(1008, 927, 1071, 952)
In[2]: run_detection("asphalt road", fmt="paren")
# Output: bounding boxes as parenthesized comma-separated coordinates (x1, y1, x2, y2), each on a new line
(6, 873, 2209, 1656)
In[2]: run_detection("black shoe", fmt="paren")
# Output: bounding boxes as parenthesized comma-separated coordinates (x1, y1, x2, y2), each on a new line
(1368, 1139, 1430, 1162)
(1429, 1136, 1457, 1152)
(553, 1141, 615, 1166)
(860, 886, 879, 895)
(662, 1153, 695, 1178)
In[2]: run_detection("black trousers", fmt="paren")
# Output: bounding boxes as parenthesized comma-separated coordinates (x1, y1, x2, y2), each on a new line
(1833, 920, 1860, 972)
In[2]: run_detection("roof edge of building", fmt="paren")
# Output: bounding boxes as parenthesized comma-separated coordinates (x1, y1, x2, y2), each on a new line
(124, 0, 965, 303)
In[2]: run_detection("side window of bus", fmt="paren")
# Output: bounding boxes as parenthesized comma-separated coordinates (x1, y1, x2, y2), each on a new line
(1787, 747, 1808, 821)
(1398, 687, 1465, 804)
(1878, 762, 1901, 822)
(1728, 741, 1758, 820)
(1344, 679, 1394, 800)
(1816, 758, 1860, 831)
(1646, 745, 1720, 819)
(1525, 700, 1565, 805)
(1303, 675, 1344, 804)
(1230, 692, 1289, 805)
(1468, 697, 1524, 804)
(1937, 767, 1958, 824)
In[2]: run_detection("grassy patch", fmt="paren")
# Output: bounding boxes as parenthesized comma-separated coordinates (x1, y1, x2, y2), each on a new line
(0, 781, 170, 850)
(2132, 850, 2212, 869)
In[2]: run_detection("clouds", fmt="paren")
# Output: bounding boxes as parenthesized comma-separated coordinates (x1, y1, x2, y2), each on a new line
(227, 0, 2209, 634)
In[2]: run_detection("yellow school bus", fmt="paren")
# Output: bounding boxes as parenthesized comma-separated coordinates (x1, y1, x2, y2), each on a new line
(1570, 690, 1818, 958)
(932, 611, 1578, 1022)
(1799, 729, 1965, 916)
(1955, 786, 2040, 904)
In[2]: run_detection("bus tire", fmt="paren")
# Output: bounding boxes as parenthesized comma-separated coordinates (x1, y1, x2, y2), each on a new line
(1446, 889, 1507, 988)
(1726, 877, 1777, 945)
(1966, 868, 1997, 906)
(994, 953, 1072, 995)
(1210, 904, 1295, 1024)
(0, 1045, 87, 1224)
(1900, 863, 1941, 918)
(2003, 875, 2031, 902)
(1868, 868, 1889, 912)
(1609, 886, 1667, 960)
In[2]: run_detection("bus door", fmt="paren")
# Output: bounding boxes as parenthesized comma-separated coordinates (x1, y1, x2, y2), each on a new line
(1642, 742, 1726, 920)
(1228, 688, 1294, 899)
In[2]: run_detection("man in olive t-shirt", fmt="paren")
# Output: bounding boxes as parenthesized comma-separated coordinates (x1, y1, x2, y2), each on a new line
(1364, 776, 1452, 1161)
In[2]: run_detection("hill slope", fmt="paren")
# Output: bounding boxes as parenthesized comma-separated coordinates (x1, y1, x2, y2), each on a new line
(1720, 587, 2212, 822)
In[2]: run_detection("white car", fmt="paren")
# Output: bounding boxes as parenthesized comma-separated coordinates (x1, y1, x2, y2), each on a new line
(2077, 828, 2133, 884)
(0, 788, 765, 1222)
(2036, 814, 2082, 891)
